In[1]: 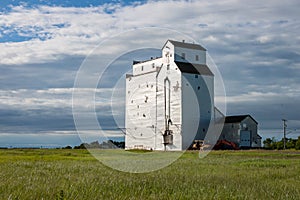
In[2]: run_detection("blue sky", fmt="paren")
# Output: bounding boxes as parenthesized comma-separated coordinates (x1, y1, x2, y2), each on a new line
(0, 0, 300, 147)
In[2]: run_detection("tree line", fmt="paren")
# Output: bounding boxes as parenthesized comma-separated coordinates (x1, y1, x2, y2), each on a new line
(62, 140, 125, 149)
(263, 137, 300, 150)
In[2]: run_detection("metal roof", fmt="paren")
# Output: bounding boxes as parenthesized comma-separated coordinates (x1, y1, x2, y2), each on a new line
(225, 115, 258, 124)
(168, 40, 206, 51)
(175, 61, 213, 76)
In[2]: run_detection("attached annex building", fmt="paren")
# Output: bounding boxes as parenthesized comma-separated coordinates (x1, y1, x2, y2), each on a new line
(220, 115, 262, 148)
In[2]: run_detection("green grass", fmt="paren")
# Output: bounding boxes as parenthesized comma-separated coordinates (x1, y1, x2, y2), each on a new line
(0, 149, 300, 199)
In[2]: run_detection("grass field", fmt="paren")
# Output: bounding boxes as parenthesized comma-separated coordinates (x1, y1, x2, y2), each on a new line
(1, 149, 300, 199)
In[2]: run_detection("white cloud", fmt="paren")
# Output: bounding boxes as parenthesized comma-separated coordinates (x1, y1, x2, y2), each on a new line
(225, 91, 279, 103)
(0, 0, 299, 65)
(0, 0, 300, 137)
(257, 35, 272, 44)
(0, 88, 117, 109)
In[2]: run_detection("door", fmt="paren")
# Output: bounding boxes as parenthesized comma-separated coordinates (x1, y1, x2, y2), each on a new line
(240, 130, 251, 147)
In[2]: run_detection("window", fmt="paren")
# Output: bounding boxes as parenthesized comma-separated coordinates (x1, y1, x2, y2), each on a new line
(141, 66, 144, 71)
(197, 86, 200, 90)
(167, 64, 170, 70)
(181, 53, 185, 59)
(195, 75, 198, 78)
(152, 63, 155, 68)
(196, 55, 199, 61)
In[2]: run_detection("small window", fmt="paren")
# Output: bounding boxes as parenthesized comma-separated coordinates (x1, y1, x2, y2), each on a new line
(167, 64, 170, 70)
(195, 75, 198, 78)
(181, 53, 185, 59)
(141, 66, 144, 71)
(197, 86, 200, 90)
(203, 128, 206, 132)
(196, 55, 199, 61)
(152, 63, 155, 68)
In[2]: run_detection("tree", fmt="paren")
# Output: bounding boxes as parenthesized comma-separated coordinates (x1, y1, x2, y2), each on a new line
(295, 137, 300, 150)
(286, 138, 296, 149)
(276, 140, 284, 150)
(263, 137, 276, 150)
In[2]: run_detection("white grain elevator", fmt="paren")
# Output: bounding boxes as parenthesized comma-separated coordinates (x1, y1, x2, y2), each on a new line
(125, 40, 214, 151)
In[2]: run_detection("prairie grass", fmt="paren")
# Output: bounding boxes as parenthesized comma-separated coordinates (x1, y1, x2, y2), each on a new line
(0, 149, 299, 199)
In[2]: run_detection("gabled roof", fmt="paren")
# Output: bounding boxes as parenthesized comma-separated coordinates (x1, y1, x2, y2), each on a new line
(225, 115, 258, 124)
(175, 61, 213, 76)
(168, 40, 206, 51)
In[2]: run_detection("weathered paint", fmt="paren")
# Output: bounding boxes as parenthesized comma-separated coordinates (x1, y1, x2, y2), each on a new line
(125, 40, 214, 151)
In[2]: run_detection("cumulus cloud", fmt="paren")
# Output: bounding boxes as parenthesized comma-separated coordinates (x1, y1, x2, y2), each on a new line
(0, 0, 299, 65)
(0, 0, 299, 143)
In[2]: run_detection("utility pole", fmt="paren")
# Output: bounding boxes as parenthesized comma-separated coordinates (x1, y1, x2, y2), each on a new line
(282, 119, 287, 150)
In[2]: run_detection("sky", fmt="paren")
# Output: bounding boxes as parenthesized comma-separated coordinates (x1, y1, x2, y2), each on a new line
(0, 0, 299, 147)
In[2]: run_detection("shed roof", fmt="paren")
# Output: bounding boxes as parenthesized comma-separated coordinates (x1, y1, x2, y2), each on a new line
(225, 115, 258, 124)
(175, 61, 213, 76)
(168, 40, 206, 51)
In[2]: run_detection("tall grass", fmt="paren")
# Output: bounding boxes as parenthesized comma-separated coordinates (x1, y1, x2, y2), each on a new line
(0, 149, 299, 199)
